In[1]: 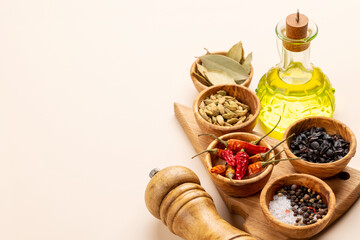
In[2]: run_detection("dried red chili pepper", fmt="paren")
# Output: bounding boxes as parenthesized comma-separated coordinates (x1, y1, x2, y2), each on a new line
(235, 149, 250, 180)
(199, 134, 269, 155)
(210, 165, 226, 175)
(221, 149, 236, 167)
(225, 165, 235, 180)
(249, 133, 295, 164)
(248, 157, 300, 175)
(192, 148, 236, 167)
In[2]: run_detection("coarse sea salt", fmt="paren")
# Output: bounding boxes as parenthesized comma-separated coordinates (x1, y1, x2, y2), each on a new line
(269, 195, 303, 226)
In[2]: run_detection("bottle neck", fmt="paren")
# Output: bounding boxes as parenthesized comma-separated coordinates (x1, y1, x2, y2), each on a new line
(279, 46, 313, 84)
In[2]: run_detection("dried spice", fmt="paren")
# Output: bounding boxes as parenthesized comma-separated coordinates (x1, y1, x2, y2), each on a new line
(248, 157, 299, 175)
(200, 55, 248, 81)
(235, 149, 249, 180)
(193, 134, 297, 181)
(204, 69, 235, 85)
(227, 41, 243, 62)
(192, 147, 236, 167)
(271, 185, 328, 226)
(242, 52, 253, 74)
(195, 41, 253, 86)
(199, 133, 269, 155)
(249, 133, 295, 163)
(198, 90, 252, 126)
(225, 165, 235, 180)
(210, 165, 227, 175)
(290, 127, 350, 163)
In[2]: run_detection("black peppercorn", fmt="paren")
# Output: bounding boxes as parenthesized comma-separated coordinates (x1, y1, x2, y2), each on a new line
(303, 194, 310, 201)
(290, 127, 349, 163)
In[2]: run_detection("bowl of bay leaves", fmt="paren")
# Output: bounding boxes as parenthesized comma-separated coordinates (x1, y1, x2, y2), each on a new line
(190, 41, 253, 92)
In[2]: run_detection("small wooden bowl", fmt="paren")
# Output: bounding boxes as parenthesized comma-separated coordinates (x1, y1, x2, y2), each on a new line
(260, 173, 336, 239)
(283, 116, 357, 179)
(190, 51, 253, 93)
(193, 84, 260, 136)
(204, 132, 274, 197)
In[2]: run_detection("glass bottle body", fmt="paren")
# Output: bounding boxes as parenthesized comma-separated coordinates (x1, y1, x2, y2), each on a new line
(255, 20, 335, 139)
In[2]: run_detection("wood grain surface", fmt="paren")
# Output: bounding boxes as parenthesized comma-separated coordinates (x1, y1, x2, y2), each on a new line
(145, 166, 256, 240)
(174, 102, 360, 240)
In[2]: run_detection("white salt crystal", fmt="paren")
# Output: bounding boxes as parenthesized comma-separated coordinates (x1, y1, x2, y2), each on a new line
(269, 195, 303, 226)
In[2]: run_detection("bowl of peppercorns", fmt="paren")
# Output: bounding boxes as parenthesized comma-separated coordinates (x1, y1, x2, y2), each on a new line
(260, 173, 336, 239)
(283, 116, 357, 179)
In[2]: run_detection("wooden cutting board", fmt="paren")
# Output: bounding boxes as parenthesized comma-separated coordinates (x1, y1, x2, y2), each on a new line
(174, 102, 360, 240)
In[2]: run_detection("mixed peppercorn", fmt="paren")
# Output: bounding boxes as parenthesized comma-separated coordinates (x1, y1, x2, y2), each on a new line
(274, 185, 328, 226)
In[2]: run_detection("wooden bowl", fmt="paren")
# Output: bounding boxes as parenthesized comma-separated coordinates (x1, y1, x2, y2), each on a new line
(193, 84, 260, 136)
(260, 173, 336, 239)
(204, 132, 275, 197)
(190, 51, 253, 92)
(283, 116, 357, 179)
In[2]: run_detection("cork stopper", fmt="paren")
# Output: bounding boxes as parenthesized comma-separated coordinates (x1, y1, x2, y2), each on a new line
(283, 10, 310, 52)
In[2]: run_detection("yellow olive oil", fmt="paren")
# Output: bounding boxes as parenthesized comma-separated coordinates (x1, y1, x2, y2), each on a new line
(256, 63, 335, 140)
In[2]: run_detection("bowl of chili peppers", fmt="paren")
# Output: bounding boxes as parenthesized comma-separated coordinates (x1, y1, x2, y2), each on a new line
(196, 132, 279, 197)
(260, 173, 336, 239)
(283, 116, 357, 179)
(193, 84, 260, 136)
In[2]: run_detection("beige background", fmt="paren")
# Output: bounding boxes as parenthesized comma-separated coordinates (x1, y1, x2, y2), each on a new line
(0, 0, 359, 239)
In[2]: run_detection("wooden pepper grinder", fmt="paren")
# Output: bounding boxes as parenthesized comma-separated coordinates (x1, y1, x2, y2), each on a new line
(145, 166, 255, 240)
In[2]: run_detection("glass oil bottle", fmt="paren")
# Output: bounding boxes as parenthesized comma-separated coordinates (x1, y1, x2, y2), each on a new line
(256, 12, 335, 139)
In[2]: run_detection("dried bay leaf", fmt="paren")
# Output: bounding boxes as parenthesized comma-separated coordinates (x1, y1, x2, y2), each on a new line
(195, 63, 212, 86)
(242, 52, 253, 74)
(196, 63, 209, 77)
(194, 72, 211, 86)
(204, 69, 236, 85)
(200, 55, 249, 81)
(227, 41, 243, 62)
(235, 79, 246, 85)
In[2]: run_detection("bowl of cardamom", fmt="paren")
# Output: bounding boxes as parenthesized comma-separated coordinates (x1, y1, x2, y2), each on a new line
(190, 41, 253, 93)
(193, 84, 260, 136)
